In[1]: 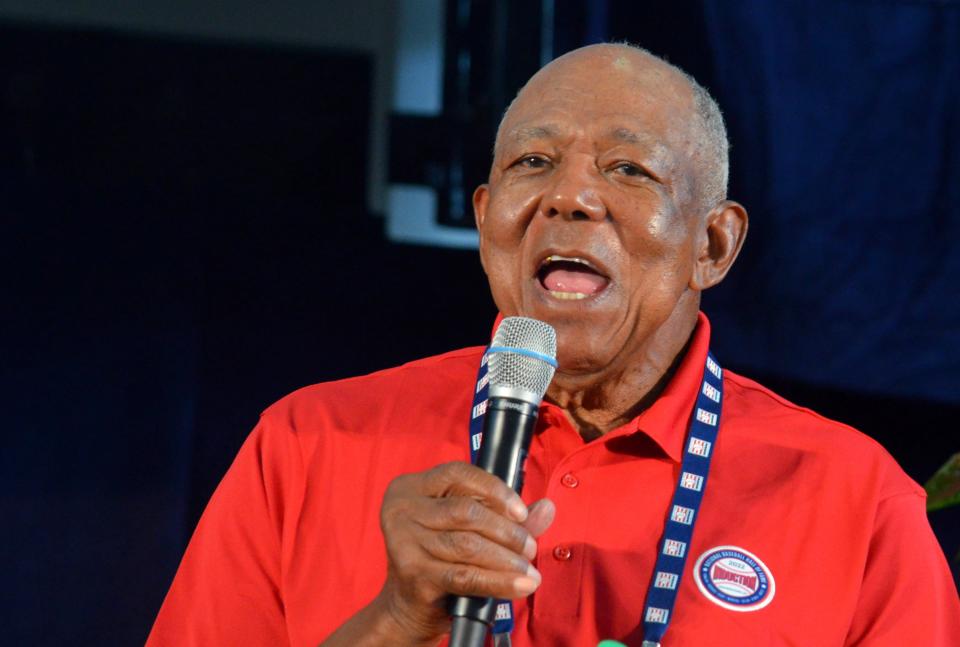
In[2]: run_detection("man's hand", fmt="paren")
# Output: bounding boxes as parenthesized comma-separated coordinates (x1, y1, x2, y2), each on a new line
(371, 461, 555, 645)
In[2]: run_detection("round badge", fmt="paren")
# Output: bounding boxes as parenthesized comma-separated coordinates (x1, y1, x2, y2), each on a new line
(693, 545, 775, 612)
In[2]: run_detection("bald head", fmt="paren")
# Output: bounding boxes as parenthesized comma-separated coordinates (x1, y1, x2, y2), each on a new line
(496, 43, 730, 209)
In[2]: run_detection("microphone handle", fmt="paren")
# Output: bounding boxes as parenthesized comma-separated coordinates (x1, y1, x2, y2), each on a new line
(448, 397, 540, 647)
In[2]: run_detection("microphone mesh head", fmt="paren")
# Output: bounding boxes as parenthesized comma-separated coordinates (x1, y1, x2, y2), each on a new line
(488, 317, 557, 402)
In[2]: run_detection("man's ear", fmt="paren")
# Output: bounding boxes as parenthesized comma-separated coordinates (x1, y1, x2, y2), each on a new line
(473, 184, 489, 230)
(473, 184, 490, 271)
(690, 200, 748, 290)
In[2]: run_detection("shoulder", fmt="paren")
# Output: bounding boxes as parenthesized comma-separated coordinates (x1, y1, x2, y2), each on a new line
(719, 369, 924, 500)
(258, 345, 486, 439)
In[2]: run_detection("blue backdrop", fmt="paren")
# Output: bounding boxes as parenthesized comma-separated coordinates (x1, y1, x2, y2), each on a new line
(701, 0, 960, 403)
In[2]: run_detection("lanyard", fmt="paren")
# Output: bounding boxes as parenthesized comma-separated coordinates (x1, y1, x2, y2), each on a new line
(468, 348, 723, 647)
(467, 350, 515, 639)
(638, 352, 722, 646)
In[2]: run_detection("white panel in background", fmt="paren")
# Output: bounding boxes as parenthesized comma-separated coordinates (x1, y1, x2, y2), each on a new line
(392, 0, 444, 115)
(387, 185, 478, 249)
(388, 0, 475, 248)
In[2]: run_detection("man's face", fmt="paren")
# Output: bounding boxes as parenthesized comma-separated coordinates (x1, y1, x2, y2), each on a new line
(474, 47, 706, 375)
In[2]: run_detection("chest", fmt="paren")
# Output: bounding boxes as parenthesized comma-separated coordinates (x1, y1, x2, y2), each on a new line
(283, 424, 866, 646)
(508, 445, 862, 645)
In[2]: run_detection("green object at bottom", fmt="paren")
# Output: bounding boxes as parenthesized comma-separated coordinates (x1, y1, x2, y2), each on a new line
(597, 641, 627, 647)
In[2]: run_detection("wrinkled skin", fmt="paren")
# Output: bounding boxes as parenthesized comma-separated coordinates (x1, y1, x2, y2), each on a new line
(377, 464, 555, 642)
(322, 44, 747, 646)
(475, 45, 747, 435)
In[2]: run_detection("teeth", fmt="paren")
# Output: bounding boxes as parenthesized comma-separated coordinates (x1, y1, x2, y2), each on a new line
(549, 290, 589, 300)
(544, 255, 594, 269)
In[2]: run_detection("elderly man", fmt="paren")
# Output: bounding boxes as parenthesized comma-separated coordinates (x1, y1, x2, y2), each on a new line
(148, 44, 960, 646)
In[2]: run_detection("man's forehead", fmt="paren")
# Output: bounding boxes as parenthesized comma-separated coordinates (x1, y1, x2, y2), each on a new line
(523, 45, 691, 104)
(497, 47, 695, 142)
(502, 122, 669, 152)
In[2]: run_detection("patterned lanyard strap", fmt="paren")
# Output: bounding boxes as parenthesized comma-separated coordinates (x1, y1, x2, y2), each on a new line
(468, 349, 724, 647)
(639, 352, 723, 646)
(467, 350, 516, 642)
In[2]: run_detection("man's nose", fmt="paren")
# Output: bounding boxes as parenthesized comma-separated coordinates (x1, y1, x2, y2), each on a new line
(540, 160, 607, 222)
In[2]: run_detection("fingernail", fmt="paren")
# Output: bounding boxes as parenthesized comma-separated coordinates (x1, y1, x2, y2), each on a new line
(513, 575, 539, 596)
(525, 563, 541, 583)
(509, 496, 528, 522)
(523, 535, 537, 560)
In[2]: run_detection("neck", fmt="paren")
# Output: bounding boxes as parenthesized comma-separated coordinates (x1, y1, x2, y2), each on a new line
(545, 305, 699, 441)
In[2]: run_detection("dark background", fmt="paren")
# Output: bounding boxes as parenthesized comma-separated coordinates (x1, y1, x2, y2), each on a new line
(2, 1, 958, 644)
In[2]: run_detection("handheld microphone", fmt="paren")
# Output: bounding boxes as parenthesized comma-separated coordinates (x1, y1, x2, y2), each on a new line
(448, 316, 557, 647)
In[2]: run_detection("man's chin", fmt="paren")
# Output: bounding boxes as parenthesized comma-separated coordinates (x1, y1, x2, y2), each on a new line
(521, 301, 617, 333)
(553, 338, 623, 376)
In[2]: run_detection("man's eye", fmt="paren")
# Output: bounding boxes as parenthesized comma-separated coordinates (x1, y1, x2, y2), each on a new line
(613, 162, 648, 178)
(515, 155, 550, 169)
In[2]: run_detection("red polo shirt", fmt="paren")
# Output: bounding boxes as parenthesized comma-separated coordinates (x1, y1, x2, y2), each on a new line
(148, 314, 960, 646)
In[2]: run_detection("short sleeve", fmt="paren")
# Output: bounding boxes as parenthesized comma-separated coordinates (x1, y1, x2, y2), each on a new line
(844, 490, 960, 645)
(146, 415, 305, 646)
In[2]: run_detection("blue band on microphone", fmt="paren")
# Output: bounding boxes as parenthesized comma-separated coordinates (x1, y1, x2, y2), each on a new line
(486, 345, 558, 368)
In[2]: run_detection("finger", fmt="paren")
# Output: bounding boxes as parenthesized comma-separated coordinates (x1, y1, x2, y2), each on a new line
(419, 554, 542, 600)
(523, 498, 556, 538)
(418, 462, 528, 522)
(416, 496, 536, 559)
(421, 529, 540, 579)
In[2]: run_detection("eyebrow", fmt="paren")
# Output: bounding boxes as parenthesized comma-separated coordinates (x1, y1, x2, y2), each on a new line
(608, 127, 648, 145)
(511, 124, 562, 144)
(606, 127, 674, 169)
(499, 124, 667, 160)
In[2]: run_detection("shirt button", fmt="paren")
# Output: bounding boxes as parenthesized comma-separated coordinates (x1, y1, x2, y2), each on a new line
(553, 545, 572, 561)
(560, 472, 579, 488)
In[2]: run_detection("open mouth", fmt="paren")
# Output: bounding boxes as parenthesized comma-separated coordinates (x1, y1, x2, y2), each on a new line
(537, 255, 610, 300)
